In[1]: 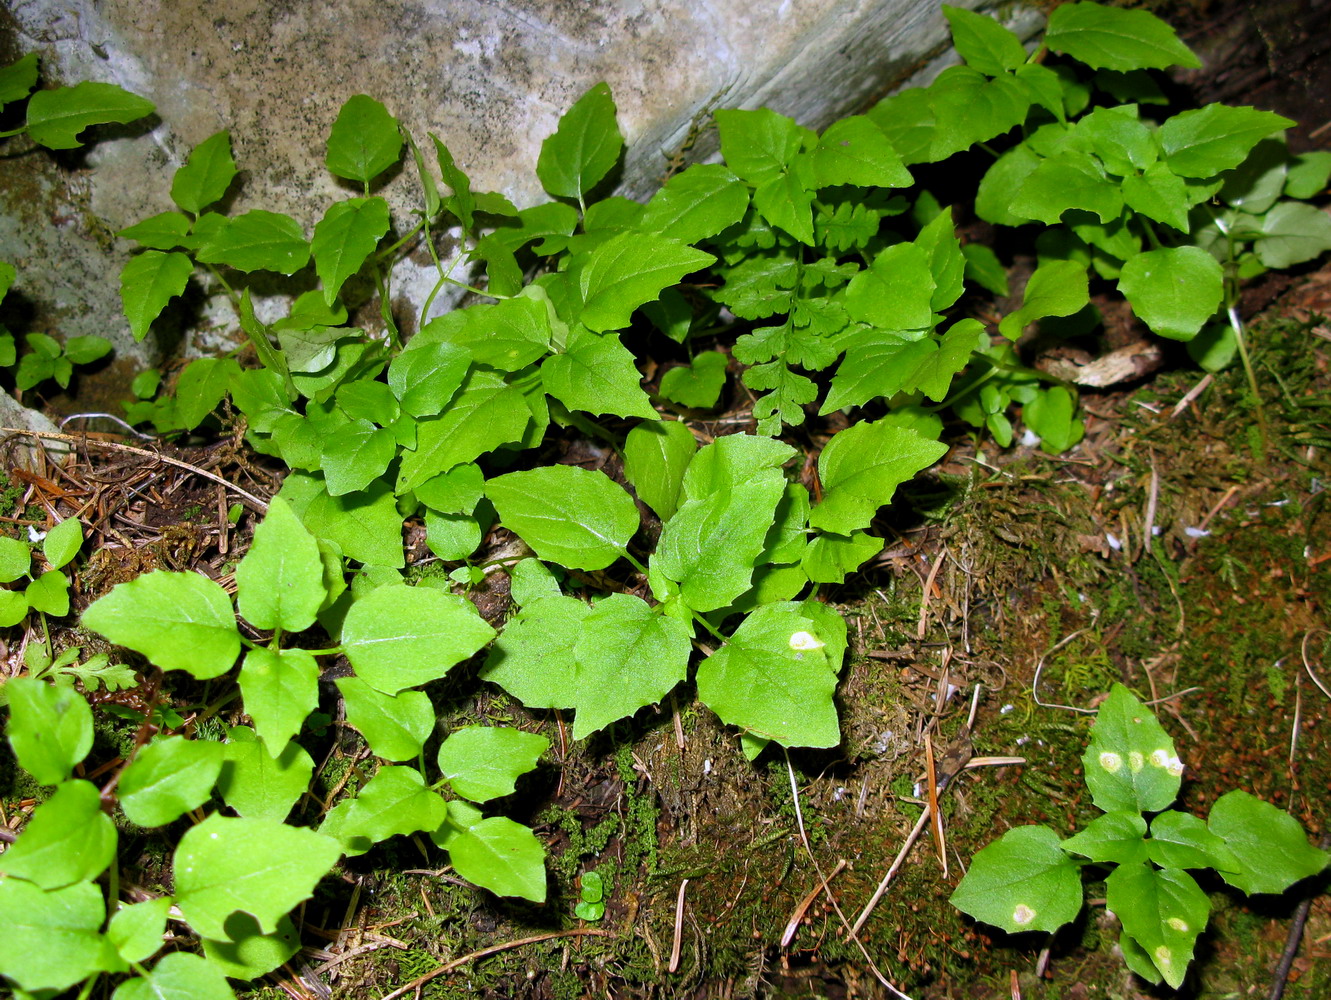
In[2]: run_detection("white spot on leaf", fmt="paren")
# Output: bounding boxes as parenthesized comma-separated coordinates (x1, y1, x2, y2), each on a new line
(1013, 903, 1037, 926)
(1151, 749, 1184, 776)
(1154, 945, 1172, 965)
(789, 630, 824, 651)
(1128, 751, 1145, 773)
(1099, 751, 1123, 773)
(1167, 917, 1188, 932)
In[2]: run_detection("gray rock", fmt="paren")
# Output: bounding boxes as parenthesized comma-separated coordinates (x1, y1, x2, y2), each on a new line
(0, 0, 1038, 375)
(0, 388, 66, 471)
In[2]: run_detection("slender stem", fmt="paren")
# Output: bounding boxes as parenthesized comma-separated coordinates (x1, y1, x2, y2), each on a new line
(0, 126, 29, 140)
(1226, 304, 1269, 453)
(301, 646, 345, 657)
(74, 975, 98, 1000)
(621, 551, 649, 577)
(375, 218, 427, 263)
(690, 610, 728, 645)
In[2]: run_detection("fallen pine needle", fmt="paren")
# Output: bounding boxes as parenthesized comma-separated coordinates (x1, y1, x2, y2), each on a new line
(376, 928, 612, 1000)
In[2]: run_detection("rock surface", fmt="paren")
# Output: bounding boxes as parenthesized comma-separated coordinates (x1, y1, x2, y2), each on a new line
(0, 0, 1035, 370)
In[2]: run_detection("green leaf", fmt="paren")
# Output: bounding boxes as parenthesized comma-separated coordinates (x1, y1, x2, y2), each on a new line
(0, 53, 38, 107)
(681, 433, 793, 507)
(623, 420, 697, 521)
(341, 583, 494, 695)
(171, 131, 238, 215)
(1009, 150, 1124, 225)
(715, 107, 811, 186)
(924, 68, 1030, 161)
(119, 211, 193, 250)
(414, 463, 484, 515)
(196, 210, 310, 275)
(712, 251, 801, 324)
(449, 295, 553, 371)
(1044, 3, 1200, 72)
(0, 588, 29, 628)
(537, 82, 623, 199)
(336, 676, 436, 762)
(1284, 150, 1331, 198)
(1118, 246, 1223, 340)
(83, 569, 240, 680)
(659, 351, 728, 409)
(325, 95, 402, 185)
(809, 418, 948, 535)
(64, 334, 111, 365)
(544, 326, 657, 419)
(120, 251, 192, 341)
(486, 465, 638, 572)
(1254, 201, 1331, 268)
(569, 593, 692, 740)
(447, 815, 547, 902)
(1060, 810, 1148, 866)
(175, 356, 242, 431)
(639, 164, 750, 243)
(949, 825, 1084, 934)
(751, 172, 812, 246)
(198, 913, 299, 980)
(286, 476, 405, 569)
(217, 727, 314, 823)
(0, 779, 115, 888)
(320, 419, 397, 496)
(1208, 790, 1330, 894)
(23, 572, 65, 623)
(507, 558, 561, 606)
(173, 813, 341, 940)
(113, 951, 235, 1000)
(573, 231, 714, 334)
(999, 260, 1089, 340)
(943, 5, 1028, 76)
(334, 765, 448, 849)
(655, 477, 786, 612)
(696, 603, 841, 748)
(238, 648, 318, 752)
(1147, 809, 1241, 872)
(844, 242, 935, 330)
(5, 676, 94, 785)
(1082, 683, 1183, 814)
(0, 535, 30, 582)
(481, 595, 590, 709)
(433, 135, 475, 230)
(1023, 386, 1084, 453)
(801, 530, 883, 584)
(822, 321, 980, 413)
(235, 496, 325, 633)
(396, 369, 529, 492)
(107, 897, 173, 965)
(1106, 863, 1209, 988)
(26, 81, 155, 149)
(312, 197, 391, 305)
(1122, 161, 1192, 231)
(117, 735, 225, 828)
(437, 726, 549, 802)
(388, 339, 470, 417)
(1159, 104, 1293, 178)
(0, 879, 123, 992)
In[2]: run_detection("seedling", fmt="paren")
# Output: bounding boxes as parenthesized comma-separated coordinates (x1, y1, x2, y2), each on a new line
(950, 684, 1329, 988)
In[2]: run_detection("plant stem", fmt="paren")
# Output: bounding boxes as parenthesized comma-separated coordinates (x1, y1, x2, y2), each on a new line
(1226, 303, 1269, 453)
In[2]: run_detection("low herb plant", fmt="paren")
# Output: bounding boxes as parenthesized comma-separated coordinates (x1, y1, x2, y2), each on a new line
(1, 498, 549, 997)
(2, 1, 1330, 995)
(0, 55, 125, 395)
(0, 515, 81, 628)
(951, 684, 1329, 988)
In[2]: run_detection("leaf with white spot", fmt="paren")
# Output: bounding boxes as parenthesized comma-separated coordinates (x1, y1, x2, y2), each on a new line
(950, 825, 1083, 934)
(1082, 683, 1183, 814)
(1106, 863, 1209, 989)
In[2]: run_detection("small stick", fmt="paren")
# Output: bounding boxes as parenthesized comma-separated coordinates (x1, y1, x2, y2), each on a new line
(1170, 373, 1213, 418)
(668, 879, 689, 972)
(377, 929, 612, 1000)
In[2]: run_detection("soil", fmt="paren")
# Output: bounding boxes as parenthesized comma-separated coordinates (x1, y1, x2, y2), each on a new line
(1, 2, 1330, 999)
